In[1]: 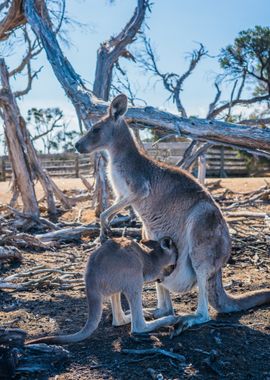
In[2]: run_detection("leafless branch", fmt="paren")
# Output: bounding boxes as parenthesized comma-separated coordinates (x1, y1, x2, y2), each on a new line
(226, 79, 238, 120)
(177, 141, 212, 169)
(112, 63, 146, 106)
(138, 37, 207, 117)
(207, 82, 222, 118)
(208, 70, 270, 119)
(93, 0, 149, 100)
(14, 61, 42, 97)
(0, 0, 10, 13)
(8, 27, 42, 77)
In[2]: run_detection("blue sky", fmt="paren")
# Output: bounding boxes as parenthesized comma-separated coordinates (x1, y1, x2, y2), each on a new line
(3, 0, 270, 135)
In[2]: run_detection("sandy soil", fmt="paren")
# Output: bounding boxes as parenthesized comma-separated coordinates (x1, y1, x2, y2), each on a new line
(0, 177, 269, 204)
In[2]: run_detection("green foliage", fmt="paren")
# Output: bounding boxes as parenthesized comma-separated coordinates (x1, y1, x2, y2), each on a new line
(219, 26, 270, 95)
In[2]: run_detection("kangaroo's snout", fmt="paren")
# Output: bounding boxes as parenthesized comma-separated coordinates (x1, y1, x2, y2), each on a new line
(75, 139, 88, 154)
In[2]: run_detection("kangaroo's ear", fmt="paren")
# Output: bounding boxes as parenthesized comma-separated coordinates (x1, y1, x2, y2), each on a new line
(109, 94, 128, 121)
(159, 237, 173, 251)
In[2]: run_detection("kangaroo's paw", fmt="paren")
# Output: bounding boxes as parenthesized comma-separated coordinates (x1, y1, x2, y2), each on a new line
(132, 315, 177, 334)
(170, 314, 211, 338)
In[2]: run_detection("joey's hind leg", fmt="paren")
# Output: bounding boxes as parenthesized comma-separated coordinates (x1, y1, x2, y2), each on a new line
(111, 293, 131, 326)
(125, 287, 176, 334)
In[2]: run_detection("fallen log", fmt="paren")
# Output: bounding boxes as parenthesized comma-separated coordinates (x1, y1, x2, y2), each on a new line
(0, 327, 69, 378)
(0, 246, 22, 262)
(122, 348, 186, 362)
(35, 224, 100, 242)
(35, 223, 142, 243)
(224, 211, 269, 219)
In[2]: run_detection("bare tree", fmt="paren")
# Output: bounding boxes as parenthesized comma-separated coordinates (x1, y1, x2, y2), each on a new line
(0, 26, 89, 227)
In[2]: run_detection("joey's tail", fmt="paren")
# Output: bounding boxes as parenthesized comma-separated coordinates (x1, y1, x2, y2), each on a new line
(208, 269, 270, 313)
(27, 293, 103, 345)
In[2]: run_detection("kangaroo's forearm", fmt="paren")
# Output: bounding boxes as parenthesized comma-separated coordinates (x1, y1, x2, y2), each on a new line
(100, 195, 139, 228)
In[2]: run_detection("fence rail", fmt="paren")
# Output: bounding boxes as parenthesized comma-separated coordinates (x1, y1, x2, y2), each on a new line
(0, 143, 268, 181)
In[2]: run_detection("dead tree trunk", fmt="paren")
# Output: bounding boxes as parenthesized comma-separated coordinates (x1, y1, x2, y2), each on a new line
(0, 58, 90, 225)
(0, 59, 40, 223)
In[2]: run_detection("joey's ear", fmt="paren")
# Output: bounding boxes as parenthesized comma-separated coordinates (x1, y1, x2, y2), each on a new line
(159, 237, 173, 251)
(140, 239, 159, 250)
(109, 94, 128, 121)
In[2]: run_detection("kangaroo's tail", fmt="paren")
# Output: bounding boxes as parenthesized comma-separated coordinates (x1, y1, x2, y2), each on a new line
(208, 269, 270, 313)
(27, 292, 102, 345)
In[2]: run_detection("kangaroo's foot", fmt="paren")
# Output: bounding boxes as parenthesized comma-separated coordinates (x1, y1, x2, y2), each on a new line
(132, 315, 177, 334)
(171, 313, 211, 338)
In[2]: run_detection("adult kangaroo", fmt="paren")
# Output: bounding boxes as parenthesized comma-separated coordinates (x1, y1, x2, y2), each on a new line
(75, 94, 270, 335)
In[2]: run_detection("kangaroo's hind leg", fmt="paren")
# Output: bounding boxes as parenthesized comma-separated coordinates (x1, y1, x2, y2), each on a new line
(171, 268, 210, 337)
(172, 207, 230, 337)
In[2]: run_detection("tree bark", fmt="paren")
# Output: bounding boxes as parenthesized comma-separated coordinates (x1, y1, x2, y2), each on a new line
(0, 57, 91, 223)
(0, 59, 40, 219)
(0, 0, 26, 40)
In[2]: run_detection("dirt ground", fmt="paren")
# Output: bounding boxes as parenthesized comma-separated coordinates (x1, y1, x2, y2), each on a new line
(0, 178, 270, 380)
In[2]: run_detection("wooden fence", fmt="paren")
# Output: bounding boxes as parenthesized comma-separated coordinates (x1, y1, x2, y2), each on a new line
(0, 143, 269, 181)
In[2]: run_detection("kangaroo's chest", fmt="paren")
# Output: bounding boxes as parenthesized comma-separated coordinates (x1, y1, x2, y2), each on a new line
(108, 164, 131, 198)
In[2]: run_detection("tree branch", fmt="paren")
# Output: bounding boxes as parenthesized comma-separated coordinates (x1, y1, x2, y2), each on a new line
(93, 0, 149, 100)
(138, 38, 207, 117)
(8, 27, 42, 77)
(14, 61, 42, 97)
(0, 0, 25, 40)
(208, 93, 270, 119)
(207, 82, 222, 118)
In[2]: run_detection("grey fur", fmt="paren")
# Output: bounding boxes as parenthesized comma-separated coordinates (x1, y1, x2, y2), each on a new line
(75, 94, 270, 334)
(27, 237, 178, 345)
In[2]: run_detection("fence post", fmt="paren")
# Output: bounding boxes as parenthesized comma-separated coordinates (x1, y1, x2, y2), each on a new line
(1, 157, 6, 182)
(75, 154, 79, 178)
(220, 146, 226, 177)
